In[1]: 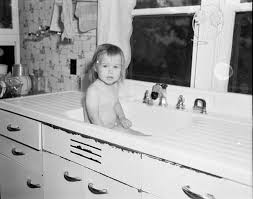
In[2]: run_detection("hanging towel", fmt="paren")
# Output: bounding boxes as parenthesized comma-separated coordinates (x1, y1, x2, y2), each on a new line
(50, 0, 62, 32)
(50, 0, 75, 41)
(61, 0, 75, 41)
(75, 1, 97, 33)
(97, 0, 136, 68)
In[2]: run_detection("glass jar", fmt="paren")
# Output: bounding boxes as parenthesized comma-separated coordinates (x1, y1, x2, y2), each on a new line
(31, 69, 45, 94)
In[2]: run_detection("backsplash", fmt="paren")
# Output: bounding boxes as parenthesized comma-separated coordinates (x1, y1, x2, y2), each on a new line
(18, 0, 97, 92)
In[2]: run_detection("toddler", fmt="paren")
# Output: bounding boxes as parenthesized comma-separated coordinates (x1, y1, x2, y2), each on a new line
(84, 44, 133, 131)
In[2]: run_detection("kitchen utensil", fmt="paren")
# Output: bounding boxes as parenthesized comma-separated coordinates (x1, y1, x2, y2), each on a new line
(12, 64, 29, 77)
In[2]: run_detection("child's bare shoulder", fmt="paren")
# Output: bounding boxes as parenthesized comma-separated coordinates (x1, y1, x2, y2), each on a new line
(86, 82, 100, 97)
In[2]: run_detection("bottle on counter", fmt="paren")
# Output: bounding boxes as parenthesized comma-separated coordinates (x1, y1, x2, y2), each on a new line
(31, 69, 46, 94)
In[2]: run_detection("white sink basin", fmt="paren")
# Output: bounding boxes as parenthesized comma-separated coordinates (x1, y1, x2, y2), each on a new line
(64, 100, 193, 136)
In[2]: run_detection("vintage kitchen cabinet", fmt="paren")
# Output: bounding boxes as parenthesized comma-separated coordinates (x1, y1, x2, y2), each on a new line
(0, 110, 43, 199)
(141, 155, 252, 199)
(42, 123, 142, 199)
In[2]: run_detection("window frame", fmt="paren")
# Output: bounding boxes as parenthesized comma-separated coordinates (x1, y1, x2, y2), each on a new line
(0, 0, 20, 64)
(131, 0, 252, 93)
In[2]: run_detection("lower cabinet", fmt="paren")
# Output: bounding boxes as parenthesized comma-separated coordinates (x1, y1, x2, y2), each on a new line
(43, 151, 141, 199)
(0, 154, 43, 199)
(43, 152, 85, 199)
(141, 155, 252, 199)
(85, 168, 141, 199)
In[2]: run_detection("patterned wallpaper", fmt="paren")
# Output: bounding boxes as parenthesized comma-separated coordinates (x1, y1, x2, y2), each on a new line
(19, 0, 97, 92)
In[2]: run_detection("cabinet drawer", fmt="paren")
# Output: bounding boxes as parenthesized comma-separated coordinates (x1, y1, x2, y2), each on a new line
(0, 135, 43, 174)
(141, 155, 252, 199)
(85, 168, 141, 199)
(0, 110, 41, 150)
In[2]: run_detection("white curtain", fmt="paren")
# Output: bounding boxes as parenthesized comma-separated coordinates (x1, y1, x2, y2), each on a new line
(97, 0, 136, 68)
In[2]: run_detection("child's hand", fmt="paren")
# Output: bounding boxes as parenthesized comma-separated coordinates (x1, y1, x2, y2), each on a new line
(119, 117, 132, 129)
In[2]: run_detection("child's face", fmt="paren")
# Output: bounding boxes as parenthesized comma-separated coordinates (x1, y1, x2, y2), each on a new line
(96, 54, 122, 85)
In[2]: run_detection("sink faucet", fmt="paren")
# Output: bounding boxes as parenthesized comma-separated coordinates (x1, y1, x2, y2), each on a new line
(193, 98, 207, 114)
(176, 95, 185, 110)
(143, 83, 168, 106)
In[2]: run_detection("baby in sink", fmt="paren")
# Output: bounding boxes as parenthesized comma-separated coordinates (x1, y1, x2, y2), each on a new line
(84, 44, 146, 136)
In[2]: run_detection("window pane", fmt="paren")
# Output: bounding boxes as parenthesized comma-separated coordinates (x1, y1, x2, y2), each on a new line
(240, 0, 252, 3)
(0, 46, 15, 73)
(128, 15, 194, 87)
(228, 12, 252, 95)
(0, 0, 12, 29)
(135, 0, 201, 9)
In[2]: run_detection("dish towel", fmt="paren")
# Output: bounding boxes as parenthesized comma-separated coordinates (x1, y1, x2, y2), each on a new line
(97, 0, 136, 68)
(50, 0, 75, 41)
(61, 0, 75, 41)
(50, 0, 62, 32)
(75, 1, 97, 33)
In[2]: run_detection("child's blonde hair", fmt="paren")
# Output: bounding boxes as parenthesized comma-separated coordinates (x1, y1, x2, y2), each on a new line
(86, 44, 126, 83)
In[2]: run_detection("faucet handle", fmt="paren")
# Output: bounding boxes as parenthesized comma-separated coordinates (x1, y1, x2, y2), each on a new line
(193, 98, 207, 114)
(176, 95, 185, 110)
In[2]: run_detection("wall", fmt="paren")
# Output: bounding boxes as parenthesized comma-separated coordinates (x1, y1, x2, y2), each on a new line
(18, 0, 97, 92)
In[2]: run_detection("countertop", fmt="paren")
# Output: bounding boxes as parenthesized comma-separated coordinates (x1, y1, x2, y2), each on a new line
(0, 91, 252, 187)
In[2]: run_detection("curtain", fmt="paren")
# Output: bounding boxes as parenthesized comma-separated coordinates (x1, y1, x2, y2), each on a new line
(97, 0, 136, 68)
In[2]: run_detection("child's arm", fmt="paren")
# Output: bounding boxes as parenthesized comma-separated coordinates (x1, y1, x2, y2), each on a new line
(85, 87, 104, 126)
(114, 100, 132, 129)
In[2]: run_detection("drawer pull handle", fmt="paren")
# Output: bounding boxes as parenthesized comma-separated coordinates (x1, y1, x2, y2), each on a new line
(7, 124, 20, 132)
(64, 171, 82, 182)
(182, 185, 216, 199)
(88, 183, 108, 195)
(27, 179, 41, 189)
(11, 148, 25, 156)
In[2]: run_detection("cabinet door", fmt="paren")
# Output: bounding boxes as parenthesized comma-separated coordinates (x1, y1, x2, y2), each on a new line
(0, 154, 43, 199)
(141, 155, 252, 199)
(43, 152, 85, 199)
(85, 169, 141, 199)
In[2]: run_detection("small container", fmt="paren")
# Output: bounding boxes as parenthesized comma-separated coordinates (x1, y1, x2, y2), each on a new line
(31, 69, 45, 94)
(12, 64, 29, 77)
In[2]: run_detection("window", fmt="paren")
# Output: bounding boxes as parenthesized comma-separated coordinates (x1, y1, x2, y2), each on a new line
(135, 0, 201, 9)
(128, 0, 252, 95)
(128, 14, 194, 86)
(127, 0, 200, 87)
(228, 12, 252, 95)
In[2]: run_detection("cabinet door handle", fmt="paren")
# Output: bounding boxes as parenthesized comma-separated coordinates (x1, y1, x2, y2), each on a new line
(7, 124, 20, 132)
(182, 185, 216, 199)
(64, 171, 82, 182)
(11, 148, 25, 156)
(27, 179, 41, 189)
(88, 183, 108, 195)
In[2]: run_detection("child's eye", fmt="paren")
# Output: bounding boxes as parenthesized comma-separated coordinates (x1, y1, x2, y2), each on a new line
(102, 64, 107, 68)
(114, 65, 120, 69)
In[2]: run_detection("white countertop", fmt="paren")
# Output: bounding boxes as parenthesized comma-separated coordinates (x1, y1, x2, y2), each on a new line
(0, 91, 252, 187)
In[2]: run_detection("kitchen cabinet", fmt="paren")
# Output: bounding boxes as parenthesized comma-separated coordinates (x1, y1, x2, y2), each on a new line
(0, 154, 43, 199)
(43, 152, 86, 199)
(0, 110, 43, 199)
(141, 155, 252, 199)
(85, 168, 141, 199)
(44, 151, 141, 199)
(42, 124, 142, 188)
